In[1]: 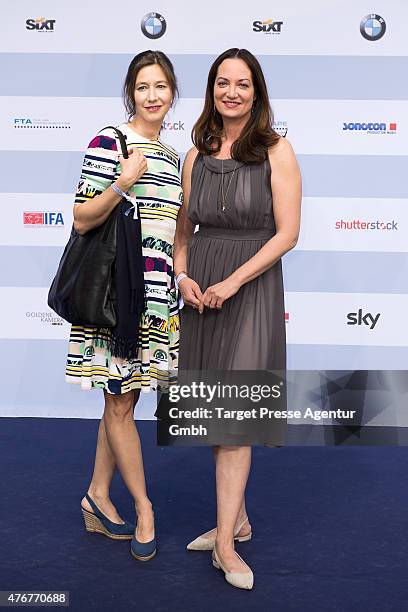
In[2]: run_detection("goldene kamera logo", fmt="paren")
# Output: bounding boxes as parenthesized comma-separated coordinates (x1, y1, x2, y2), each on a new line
(141, 12, 166, 39)
(273, 120, 288, 137)
(26, 17, 56, 32)
(26, 311, 64, 326)
(360, 14, 386, 41)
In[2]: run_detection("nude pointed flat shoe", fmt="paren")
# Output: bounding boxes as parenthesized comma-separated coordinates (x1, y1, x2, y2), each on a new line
(186, 517, 252, 551)
(212, 547, 254, 590)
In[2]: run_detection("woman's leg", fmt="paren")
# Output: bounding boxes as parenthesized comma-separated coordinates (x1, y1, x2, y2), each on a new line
(81, 413, 124, 523)
(102, 389, 154, 543)
(214, 446, 252, 572)
(194, 447, 251, 542)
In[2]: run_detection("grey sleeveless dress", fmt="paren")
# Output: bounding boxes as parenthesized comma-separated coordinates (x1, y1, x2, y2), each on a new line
(178, 153, 286, 371)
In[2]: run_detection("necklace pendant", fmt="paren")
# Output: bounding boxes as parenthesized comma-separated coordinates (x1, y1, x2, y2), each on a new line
(221, 202, 226, 212)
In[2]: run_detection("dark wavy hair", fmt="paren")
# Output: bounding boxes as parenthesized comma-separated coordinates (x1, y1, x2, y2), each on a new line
(123, 50, 178, 120)
(192, 48, 280, 164)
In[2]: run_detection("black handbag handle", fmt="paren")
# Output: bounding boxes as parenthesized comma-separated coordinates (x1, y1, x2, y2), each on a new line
(101, 125, 129, 159)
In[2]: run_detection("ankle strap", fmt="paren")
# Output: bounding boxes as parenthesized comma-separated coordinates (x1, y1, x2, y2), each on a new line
(234, 516, 249, 535)
(85, 493, 103, 520)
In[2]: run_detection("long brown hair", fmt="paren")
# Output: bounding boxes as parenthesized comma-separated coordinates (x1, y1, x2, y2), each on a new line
(123, 50, 178, 120)
(193, 48, 279, 164)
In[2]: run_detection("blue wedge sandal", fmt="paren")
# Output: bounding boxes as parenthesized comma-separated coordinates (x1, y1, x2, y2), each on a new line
(130, 531, 157, 561)
(131, 513, 156, 561)
(81, 493, 135, 540)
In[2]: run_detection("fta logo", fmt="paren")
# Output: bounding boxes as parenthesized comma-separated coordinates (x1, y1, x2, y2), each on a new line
(347, 309, 380, 330)
(14, 118, 33, 127)
(26, 18, 56, 31)
(253, 19, 283, 33)
(23, 212, 64, 227)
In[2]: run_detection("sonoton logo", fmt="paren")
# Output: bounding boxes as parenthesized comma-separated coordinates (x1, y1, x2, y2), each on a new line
(141, 12, 166, 39)
(360, 14, 386, 41)
(26, 18, 56, 32)
(253, 19, 283, 33)
(343, 122, 396, 134)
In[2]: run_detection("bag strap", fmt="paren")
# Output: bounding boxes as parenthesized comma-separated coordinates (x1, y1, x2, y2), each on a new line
(100, 125, 129, 159)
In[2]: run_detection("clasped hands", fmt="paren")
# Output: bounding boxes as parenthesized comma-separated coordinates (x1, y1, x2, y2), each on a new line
(178, 276, 241, 313)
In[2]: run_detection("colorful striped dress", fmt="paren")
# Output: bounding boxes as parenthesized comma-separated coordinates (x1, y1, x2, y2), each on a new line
(65, 123, 182, 394)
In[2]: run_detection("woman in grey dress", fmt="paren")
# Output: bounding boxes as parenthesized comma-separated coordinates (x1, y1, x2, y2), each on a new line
(173, 48, 301, 589)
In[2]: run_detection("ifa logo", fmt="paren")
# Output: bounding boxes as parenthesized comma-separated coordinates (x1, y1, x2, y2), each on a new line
(23, 212, 64, 227)
(347, 309, 381, 330)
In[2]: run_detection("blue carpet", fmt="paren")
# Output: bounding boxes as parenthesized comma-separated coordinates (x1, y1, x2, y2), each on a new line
(1, 417, 408, 611)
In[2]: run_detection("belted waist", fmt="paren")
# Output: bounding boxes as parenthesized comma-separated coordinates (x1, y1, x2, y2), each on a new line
(196, 226, 274, 241)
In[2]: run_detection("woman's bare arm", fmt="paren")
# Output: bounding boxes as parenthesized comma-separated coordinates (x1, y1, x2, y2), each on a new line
(173, 147, 204, 308)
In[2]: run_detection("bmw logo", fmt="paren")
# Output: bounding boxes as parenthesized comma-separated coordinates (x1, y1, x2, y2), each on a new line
(141, 12, 167, 39)
(360, 14, 386, 41)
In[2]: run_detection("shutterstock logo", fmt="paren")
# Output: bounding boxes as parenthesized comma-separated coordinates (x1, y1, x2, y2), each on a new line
(162, 120, 184, 131)
(335, 219, 398, 231)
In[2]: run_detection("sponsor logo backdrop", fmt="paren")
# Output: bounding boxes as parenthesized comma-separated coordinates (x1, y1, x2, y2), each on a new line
(2, 0, 407, 419)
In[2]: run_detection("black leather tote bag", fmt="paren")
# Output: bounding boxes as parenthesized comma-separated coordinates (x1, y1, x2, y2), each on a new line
(48, 126, 128, 327)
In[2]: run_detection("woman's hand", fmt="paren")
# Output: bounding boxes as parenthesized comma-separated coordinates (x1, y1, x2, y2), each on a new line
(178, 277, 204, 310)
(117, 147, 148, 190)
(200, 277, 241, 312)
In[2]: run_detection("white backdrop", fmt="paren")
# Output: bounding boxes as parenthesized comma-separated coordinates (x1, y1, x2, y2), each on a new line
(1, 1, 407, 418)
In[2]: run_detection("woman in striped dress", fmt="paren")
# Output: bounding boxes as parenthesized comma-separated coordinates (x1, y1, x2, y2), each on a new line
(66, 51, 182, 560)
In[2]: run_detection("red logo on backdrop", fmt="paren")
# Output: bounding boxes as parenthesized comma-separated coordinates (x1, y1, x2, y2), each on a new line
(23, 211, 64, 226)
(389, 123, 397, 131)
(24, 212, 44, 225)
(285, 312, 289, 322)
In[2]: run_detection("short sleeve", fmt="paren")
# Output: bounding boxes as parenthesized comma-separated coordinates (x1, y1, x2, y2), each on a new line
(74, 128, 119, 205)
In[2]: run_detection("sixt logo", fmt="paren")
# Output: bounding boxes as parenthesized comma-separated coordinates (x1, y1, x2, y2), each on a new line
(253, 19, 283, 34)
(162, 120, 184, 131)
(347, 309, 381, 330)
(23, 212, 64, 227)
(26, 17, 56, 32)
(343, 122, 397, 134)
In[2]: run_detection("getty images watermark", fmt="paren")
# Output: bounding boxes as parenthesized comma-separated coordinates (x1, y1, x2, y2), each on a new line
(155, 370, 360, 446)
(166, 381, 354, 430)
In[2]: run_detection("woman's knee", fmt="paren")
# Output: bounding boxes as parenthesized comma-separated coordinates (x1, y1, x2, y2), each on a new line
(217, 445, 251, 453)
(104, 392, 134, 422)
